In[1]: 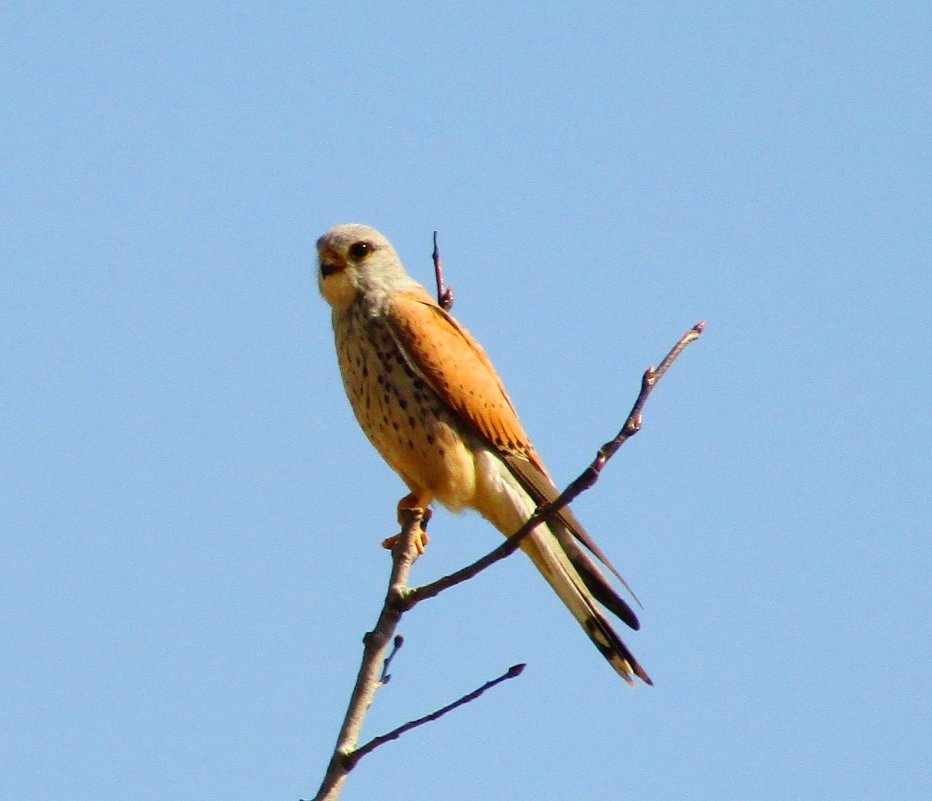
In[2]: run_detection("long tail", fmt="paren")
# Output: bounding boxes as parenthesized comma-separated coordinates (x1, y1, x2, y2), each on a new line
(472, 452, 651, 684)
(520, 524, 652, 685)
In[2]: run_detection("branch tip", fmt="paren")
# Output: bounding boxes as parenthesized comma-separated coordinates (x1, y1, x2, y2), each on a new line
(431, 230, 454, 310)
(349, 662, 526, 767)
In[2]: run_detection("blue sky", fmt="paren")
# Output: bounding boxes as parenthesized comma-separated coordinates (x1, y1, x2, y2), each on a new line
(3, 3, 929, 800)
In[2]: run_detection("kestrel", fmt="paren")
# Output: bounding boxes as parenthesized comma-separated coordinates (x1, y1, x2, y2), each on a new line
(317, 223, 650, 685)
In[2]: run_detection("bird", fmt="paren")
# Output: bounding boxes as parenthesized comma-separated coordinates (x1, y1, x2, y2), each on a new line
(316, 223, 651, 685)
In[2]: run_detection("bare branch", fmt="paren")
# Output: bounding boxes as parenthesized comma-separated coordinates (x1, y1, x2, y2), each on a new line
(345, 664, 525, 769)
(407, 320, 706, 605)
(432, 231, 455, 310)
(309, 321, 705, 800)
(310, 510, 424, 801)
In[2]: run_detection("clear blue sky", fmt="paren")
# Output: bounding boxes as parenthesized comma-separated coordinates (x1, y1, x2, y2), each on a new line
(3, 3, 929, 800)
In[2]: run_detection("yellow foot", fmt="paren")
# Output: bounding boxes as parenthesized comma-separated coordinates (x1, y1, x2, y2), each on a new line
(382, 529, 430, 554)
(382, 493, 432, 554)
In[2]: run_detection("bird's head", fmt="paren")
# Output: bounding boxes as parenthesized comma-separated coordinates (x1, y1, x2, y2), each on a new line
(317, 224, 417, 312)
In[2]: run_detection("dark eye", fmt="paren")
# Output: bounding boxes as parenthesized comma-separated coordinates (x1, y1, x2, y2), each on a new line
(349, 241, 373, 260)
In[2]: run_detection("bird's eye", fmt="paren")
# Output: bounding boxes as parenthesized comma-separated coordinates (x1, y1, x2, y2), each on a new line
(349, 241, 373, 260)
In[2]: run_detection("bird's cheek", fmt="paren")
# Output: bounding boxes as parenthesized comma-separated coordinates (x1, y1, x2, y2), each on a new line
(319, 270, 358, 309)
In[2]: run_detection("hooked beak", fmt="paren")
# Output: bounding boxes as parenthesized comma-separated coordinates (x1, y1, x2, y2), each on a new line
(318, 247, 346, 278)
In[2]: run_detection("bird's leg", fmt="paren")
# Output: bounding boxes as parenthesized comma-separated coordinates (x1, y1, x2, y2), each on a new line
(382, 492, 432, 554)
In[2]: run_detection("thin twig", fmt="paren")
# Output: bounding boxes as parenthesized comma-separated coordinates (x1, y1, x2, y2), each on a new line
(557, 320, 705, 500)
(432, 231, 454, 310)
(407, 320, 706, 605)
(379, 635, 404, 684)
(345, 664, 525, 769)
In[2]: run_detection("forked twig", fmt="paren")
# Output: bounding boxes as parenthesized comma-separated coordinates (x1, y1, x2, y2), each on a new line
(309, 512, 424, 801)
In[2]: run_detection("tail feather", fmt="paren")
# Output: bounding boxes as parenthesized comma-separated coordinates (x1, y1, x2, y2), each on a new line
(521, 526, 652, 686)
(503, 453, 643, 608)
(472, 450, 650, 684)
(549, 522, 641, 631)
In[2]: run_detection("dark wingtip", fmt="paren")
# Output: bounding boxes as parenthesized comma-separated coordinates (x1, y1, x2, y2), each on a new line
(584, 615, 652, 686)
(573, 555, 641, 631)
(636, 665, 654, 686)
(618, 601, 640, 631)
